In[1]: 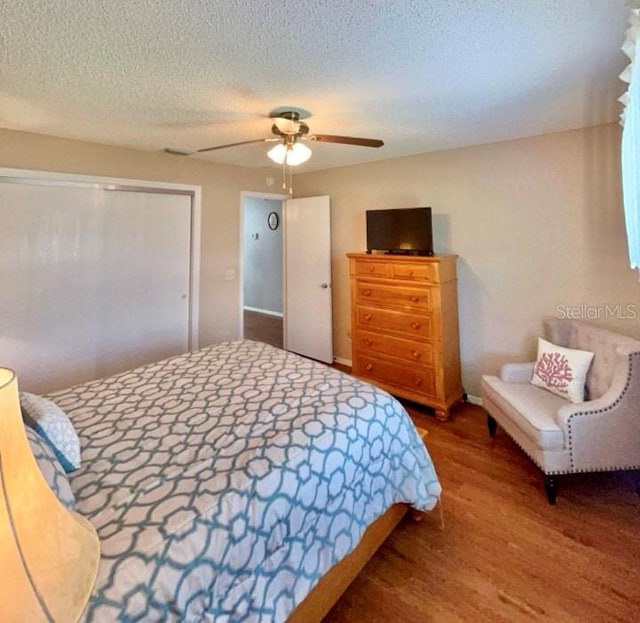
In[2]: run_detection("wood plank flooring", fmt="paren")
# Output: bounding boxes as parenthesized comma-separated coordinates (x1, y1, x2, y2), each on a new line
(324, 400, 640, 623)
(243, 309, 283, 348)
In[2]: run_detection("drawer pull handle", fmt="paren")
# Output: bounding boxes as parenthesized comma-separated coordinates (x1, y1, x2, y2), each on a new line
(411, 322, 421, 330)
(365, 363, 373, 372)
(413, 378, 422, 387)
(368, 266, 376, 272)
(407, 270, 414, 276)
(410, 296, 419, 303)
(364, 313, 372, 321)
(363, 289, 372, 296)
(364, 339, 373, 347)
(412, 351, 421, 359)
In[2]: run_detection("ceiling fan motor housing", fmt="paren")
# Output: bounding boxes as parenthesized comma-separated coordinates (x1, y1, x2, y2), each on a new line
(271, 120, 309, 139)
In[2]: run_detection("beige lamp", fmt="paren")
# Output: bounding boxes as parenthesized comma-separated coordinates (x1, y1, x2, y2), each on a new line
(0, 367, 100, 622)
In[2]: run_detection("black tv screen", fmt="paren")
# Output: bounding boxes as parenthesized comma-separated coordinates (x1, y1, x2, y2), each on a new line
(366, 207, 433, 255)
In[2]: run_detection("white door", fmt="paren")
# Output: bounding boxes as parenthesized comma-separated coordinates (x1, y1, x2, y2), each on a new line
(284, 195, 333, 363)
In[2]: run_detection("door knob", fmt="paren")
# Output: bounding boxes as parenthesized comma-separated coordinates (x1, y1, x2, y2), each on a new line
(320, 283, 330, 289)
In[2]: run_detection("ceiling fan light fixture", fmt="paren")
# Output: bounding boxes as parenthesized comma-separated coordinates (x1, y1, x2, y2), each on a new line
(286, 142, 312, 166)
(267, 143, 287, 165)
(267, 142, 312, 166)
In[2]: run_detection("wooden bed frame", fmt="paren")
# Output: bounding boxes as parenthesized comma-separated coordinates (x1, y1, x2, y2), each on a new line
(288, 502, 409, 622)
(288, 427, 429, 622)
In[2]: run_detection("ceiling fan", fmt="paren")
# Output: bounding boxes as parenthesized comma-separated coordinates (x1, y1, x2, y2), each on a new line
(165, 109, 384, 194)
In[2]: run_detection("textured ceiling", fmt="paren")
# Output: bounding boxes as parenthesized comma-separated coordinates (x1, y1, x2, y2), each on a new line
(0, 1, 630, 172)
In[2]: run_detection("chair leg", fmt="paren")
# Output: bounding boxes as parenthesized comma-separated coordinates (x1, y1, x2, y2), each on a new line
(487, 414, 497, 437)
(544, 474, 557, 505)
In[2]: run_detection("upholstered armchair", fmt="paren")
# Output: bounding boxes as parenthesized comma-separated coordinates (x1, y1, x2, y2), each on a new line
(481, 319, 640, 504)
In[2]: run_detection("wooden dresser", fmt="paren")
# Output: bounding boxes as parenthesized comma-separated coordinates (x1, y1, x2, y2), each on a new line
(347, 253, 463, 420)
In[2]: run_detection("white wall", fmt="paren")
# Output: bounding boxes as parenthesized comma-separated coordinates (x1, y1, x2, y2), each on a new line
(242, 197, 283, 314)
(295, 123, 640, 396)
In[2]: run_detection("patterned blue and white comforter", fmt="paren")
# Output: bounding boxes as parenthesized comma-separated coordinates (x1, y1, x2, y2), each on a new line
(49, 340, 441, 622)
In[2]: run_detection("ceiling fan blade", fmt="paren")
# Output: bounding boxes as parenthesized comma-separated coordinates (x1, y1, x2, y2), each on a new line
(308, 134, 384, 148)
(164, 148, 194, 156)
(196, 138, 275, 153)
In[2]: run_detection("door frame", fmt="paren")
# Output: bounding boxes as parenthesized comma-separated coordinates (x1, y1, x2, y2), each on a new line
(238, 190, 289, 340)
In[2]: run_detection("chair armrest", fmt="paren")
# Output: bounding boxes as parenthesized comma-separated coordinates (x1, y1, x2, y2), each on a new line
(556, 350, 640, 472)
(500, 362, 535, 384)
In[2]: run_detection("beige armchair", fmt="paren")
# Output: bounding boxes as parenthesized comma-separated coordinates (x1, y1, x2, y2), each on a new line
(481, 319, 640, 503)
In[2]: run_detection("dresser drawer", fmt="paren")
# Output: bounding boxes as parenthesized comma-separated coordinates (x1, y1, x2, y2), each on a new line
(354, 260, 392, 278)
(355, 330, 434, 366)
(391, 261, 437, 282)
(356, 281, 432, 310)
(357, 354, 436, 397)
(356, 306, 433, 339)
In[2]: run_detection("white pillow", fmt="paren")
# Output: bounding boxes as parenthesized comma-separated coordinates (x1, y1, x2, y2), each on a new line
(20, 392, 81, 473)
(531, 338, 594, 403)
(26, 426, 76, 509)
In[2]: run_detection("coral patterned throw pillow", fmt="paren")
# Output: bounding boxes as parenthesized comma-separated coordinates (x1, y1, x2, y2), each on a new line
(531, 338, 594, 403)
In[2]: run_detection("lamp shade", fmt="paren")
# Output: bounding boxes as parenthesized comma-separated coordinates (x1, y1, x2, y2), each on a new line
(267, 141, 312, 166)
(0, 368, 100, 622)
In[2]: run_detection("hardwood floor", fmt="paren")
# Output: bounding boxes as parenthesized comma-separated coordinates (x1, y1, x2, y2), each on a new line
(243, 309, 283, 348)
(323, 400, 640, 623)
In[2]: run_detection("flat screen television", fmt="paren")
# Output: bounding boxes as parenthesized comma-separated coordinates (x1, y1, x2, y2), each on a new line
(366, 207, 433, 255)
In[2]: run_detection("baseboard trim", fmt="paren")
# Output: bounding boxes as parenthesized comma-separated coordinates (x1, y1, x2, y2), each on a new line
(243, 306, 283, 318)
(333, 356, 352, 367)
(466, 394, 483, 406)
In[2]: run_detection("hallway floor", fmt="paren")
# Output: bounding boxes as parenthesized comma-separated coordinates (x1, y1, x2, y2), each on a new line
(243, 309, 283, 348)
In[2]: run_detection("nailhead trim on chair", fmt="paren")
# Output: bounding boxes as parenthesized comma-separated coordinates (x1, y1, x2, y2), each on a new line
(545, 464, 640, 475)
(565, 352, 639, 473)
(487, 422, 640, 476)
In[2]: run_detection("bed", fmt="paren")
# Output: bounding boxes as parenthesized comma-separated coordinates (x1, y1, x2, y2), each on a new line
(42, 340, 441, 622)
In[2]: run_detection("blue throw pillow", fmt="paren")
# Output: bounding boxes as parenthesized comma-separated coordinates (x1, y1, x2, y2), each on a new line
(26, 426, 76, 510)
(20, 392, 81, 473)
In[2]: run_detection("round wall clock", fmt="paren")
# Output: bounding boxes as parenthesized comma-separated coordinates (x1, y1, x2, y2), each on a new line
(268, 211, 279, 230)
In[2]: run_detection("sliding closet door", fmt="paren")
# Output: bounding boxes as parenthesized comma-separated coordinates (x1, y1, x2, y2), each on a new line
(0, 181, 193, 393)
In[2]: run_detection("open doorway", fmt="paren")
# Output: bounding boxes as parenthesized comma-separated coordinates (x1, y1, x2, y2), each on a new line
(240, 193, 286, 348)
